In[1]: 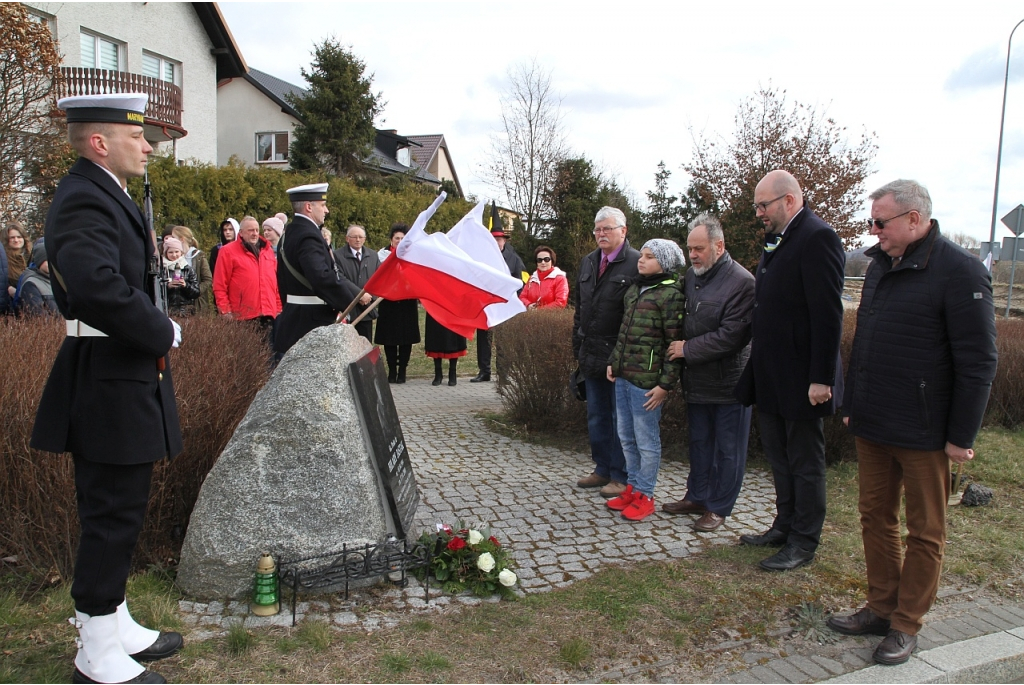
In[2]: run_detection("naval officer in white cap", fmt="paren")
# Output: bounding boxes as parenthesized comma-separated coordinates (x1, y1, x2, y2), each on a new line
(30, 93, 182, 684)
(274, 183, 361, 356)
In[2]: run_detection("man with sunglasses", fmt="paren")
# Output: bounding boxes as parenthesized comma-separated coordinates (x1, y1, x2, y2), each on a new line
(826, 180, 997, 665)
(735, 170, 845, 572)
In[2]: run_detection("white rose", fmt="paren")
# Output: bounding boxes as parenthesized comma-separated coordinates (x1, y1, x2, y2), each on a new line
(467, 529, 484, 545)
(476, 552, 495, 572)
(498, 569, 517, 587)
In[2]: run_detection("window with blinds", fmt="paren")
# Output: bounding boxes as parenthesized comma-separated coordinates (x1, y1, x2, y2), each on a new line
(80, 31, 121, 71)
(142, 52, 179, 84)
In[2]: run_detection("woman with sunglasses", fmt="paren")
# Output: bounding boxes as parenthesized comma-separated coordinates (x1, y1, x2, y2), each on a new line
(519, 245, 569, 310)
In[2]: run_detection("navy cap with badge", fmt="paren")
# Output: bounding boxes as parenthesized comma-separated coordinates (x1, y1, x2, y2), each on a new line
(286, 183, 329, 202)
(57, 93, 149, 125)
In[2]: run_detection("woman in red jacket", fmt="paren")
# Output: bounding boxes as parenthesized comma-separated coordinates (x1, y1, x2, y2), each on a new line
(519, 245, 569, 310)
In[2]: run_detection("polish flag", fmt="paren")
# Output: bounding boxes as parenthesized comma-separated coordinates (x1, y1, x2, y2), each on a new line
(363, 194, 526, 338)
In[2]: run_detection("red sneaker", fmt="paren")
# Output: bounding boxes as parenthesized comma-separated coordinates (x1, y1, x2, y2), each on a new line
(606, 485, 636, 511)
(622, 494, 655, 521)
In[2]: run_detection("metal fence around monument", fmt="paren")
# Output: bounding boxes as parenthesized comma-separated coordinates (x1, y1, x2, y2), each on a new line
(277, 538, 433, 625)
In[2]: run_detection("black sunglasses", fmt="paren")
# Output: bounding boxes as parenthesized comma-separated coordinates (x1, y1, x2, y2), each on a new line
(536, 256, 552, 263)
(867, 210, 913, 230)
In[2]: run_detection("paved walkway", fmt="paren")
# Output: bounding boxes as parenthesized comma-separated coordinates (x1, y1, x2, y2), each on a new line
(179, 378, 1024, 682)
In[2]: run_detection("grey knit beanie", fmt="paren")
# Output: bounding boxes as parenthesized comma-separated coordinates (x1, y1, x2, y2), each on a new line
(642, 239, 685, 272)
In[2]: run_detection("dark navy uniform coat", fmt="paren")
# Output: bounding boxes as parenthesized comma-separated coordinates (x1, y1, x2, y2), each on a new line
(31, 158, 183, 464)
(273, 215, 360, 354)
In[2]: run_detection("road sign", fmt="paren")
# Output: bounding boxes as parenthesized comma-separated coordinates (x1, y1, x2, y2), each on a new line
(1002, 204, 1024, 235)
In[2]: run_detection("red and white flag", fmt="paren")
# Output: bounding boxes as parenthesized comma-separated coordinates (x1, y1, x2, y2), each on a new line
(363, 194, 526, 338)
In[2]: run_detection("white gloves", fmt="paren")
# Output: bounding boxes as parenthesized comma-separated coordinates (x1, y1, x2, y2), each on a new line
(171, 319, 182, 348)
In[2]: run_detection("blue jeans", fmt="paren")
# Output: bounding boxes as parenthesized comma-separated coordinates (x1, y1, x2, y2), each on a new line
(584, 377, 627, 483)
(684, 402, 752, 516)
(615, 379, 663, 497)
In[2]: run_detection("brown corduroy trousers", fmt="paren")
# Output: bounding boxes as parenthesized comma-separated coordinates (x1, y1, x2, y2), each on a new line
(856, 437, 951, 635)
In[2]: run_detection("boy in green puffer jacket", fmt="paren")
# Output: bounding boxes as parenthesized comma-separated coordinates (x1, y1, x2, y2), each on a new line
(606, 239, 686, 521)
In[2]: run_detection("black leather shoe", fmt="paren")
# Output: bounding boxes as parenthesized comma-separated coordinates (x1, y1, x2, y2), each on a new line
(469, 372, 490, 382)
(131, 631, 184, 662)
(739, 528, 788, 547)
(758, 543, 815, 571)
(873, 629, 917, 665)
(827, 607, 891, 636)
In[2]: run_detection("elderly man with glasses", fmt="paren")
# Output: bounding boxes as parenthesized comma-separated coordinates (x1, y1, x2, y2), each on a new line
(826, 179, 997, 665)
(734, 169, 845, 572)
(573, 206, 641, 499)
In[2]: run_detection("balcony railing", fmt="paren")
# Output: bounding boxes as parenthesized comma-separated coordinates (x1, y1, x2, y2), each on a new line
(58, 67, 182, 127)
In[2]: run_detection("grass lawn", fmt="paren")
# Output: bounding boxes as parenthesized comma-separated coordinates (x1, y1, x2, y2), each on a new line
(4, 428, 1022, 683)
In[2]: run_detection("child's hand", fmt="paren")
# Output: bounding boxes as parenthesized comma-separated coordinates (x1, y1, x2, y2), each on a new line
(606, 365, 615, 382)
(644, 385, 668, 410)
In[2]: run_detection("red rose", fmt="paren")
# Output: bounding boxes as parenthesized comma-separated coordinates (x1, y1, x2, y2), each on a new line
(447, 537, 466, 551)
(489, 536, 501, 547)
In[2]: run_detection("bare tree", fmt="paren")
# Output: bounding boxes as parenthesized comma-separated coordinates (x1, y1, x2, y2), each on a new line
(0, 4, 72, 230)
(483, 59, 568, 236)
(947, 231, 980, 251)
(685, 85, 877, 268)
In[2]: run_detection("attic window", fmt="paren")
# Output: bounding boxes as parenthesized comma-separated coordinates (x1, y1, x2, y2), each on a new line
(397, 147, 411, 167)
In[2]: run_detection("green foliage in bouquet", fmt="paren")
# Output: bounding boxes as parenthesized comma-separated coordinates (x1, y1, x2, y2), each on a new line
(415, 523, 519, 599)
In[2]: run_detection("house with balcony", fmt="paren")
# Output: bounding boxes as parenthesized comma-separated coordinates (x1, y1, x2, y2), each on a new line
(22, 2, 246, 163)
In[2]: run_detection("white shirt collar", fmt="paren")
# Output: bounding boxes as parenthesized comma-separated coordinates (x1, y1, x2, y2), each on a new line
(779, 207, 804, 237)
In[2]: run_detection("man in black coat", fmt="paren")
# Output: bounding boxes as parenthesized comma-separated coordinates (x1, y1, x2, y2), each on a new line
(334, 224, 380, 341)
(274, 183, 361, 356)
(735, 170, 845, 572)
(470, 219, 525, 383)
(31, 93, 182, 684)
(826, 180, 997, 665)
(574, 206, 641, 498)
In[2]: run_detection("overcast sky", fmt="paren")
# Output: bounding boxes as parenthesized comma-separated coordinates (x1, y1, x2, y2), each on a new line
(219, 1, 1024, 244)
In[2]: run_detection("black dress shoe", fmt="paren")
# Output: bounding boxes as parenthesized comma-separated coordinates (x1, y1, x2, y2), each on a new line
(827, 607, 891, 636)
(131, 631, 184, 662)
(758, 543, 815, 571)
(469, 372, 490, 382)
(873, 629, 917, 665)
(739, 528, 788, 547)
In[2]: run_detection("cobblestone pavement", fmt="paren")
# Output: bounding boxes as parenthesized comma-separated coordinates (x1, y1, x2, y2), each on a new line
(398, 378, 778, 593)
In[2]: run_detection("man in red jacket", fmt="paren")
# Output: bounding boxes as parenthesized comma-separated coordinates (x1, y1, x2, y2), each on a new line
(213, 215, 281, 344)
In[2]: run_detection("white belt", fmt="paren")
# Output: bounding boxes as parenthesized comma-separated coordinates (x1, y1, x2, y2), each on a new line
(66, 319, 108, 337)
(287, 294, 326, 305)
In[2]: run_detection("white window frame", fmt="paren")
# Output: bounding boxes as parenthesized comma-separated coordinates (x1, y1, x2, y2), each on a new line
(255, 132, 289, 164)
(80, 30, 124, 71)
(141, 50, 181, 86)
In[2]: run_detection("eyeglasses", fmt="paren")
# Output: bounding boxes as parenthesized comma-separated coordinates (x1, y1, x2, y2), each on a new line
(753, 194, 788, 212)
(867, 210, 913, 230)
(536, 256, 552, 263)
(593, 226, 622, 235)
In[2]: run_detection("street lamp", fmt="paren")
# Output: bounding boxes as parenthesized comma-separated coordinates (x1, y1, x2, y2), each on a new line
(988, 18, 1024, 254)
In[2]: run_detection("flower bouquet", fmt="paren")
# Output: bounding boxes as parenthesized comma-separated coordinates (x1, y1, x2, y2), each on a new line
(415, 523, 519, 598)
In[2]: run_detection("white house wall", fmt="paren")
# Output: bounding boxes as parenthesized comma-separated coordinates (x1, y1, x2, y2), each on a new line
(216, 77, 299, 168)
(26, 2, 219, 164)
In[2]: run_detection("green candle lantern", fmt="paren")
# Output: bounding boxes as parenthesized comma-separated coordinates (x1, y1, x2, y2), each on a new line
(251, 552, 279, 616)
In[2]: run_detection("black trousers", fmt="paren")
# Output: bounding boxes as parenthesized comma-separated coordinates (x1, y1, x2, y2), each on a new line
(476, 328, 491, 375)
(757, 412, 826, 552)
(72, 456, 153, 616)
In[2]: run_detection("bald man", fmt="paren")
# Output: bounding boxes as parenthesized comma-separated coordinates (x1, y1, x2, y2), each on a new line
(734, 170, 845, 572)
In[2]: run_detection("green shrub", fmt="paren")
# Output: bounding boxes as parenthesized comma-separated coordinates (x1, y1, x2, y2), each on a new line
(129, 156, 475, 255)
(0, 316, 271, 578)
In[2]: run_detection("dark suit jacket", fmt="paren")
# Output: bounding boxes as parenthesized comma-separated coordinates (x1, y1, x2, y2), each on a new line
(333, 245, 380, 321)
(274, 215, 361, 353)
(735, 208, 845, 420)
(31, 158, 183, 464)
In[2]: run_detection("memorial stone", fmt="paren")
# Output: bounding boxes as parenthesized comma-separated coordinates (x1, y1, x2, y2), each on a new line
(176, 324, 418, 599)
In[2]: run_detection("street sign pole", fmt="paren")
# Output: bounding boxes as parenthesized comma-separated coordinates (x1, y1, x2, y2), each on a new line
(1003, 204, 1024, 318)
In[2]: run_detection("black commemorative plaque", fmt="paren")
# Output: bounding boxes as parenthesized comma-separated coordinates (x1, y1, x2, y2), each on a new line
(347, 347, 419, 538)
